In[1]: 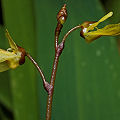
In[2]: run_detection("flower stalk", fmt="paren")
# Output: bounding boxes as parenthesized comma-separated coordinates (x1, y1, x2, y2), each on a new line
(46, 4, 67, 120)
(1, 4, 120, 120)
(26, 53, 50, 91)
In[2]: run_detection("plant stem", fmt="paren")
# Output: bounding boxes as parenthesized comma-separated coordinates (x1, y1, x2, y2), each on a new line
(45, 4, 82, 120)
(46, 42, 64, 120)
(46, 53, 59, 120)
(26, 7, 82, 119)
(55, 23, 63, 50)
(62, 25, 81, 43)
(45, 24, 82, 119)
(26, 53, 50, 91)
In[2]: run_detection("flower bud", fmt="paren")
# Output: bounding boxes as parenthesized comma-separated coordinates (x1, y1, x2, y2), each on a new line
(57, 4, 67, 24)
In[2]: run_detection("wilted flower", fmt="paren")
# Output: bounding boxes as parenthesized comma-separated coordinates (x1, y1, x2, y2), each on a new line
(80, 12, 120, 43)
(0, 29, 26, 72)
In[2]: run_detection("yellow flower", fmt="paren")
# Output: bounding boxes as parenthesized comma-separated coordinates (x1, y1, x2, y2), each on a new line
(0, 29, 25, 72)
(80, 12, 120, 43)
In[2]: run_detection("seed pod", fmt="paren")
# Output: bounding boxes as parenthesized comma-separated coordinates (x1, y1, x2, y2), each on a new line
(57, 4, 67, 24)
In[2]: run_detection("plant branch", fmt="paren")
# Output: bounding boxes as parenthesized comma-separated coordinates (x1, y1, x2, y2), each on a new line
(45, 4, 82, 120)
(46, 42, 64, 120)
(62, 25, 81, 43)
(26, 53, 50, 92)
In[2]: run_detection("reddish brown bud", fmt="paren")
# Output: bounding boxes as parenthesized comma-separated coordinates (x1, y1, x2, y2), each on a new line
(80, 21, 96, 38)
(57, 4, 67, 24)
(17, 46, 26, 65)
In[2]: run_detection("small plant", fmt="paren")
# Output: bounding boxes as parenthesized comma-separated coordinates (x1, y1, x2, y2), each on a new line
(0, 4, 120, 120)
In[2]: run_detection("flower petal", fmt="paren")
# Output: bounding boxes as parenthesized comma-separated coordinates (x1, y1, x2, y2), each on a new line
(5, 29, 18, 52)
(87, 12, 113, 31)
(0, 49, 21, 69)
(87, 23, 120, 36)
(0, 61, 9, 72)
(83, 34, 101, 43)
(0, 49, 17, 62)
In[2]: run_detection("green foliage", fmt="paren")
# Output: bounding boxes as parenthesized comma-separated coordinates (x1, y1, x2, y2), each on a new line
(0, 0, 120, 120)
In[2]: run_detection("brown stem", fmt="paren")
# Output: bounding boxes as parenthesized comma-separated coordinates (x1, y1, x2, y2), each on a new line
(26, 53, 50, 92)
(45, 24, 82, 120)
(45, 4, 66, 118)
(45, 23, 82, 120)
(62, 25, 81, 43)
(55, 23, 63, 50)
(46, 4, 75, 120)
(46, 42, 64, 120)
(46, 53, 59, 120)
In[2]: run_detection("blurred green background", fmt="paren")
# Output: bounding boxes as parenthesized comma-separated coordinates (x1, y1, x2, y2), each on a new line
(0, 0, 120, 120)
